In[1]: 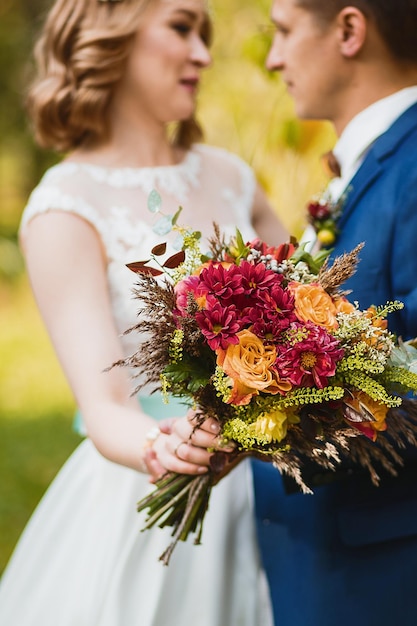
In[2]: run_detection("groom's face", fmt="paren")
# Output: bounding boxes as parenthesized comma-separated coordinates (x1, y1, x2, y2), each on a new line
(267, 0, 346, 123)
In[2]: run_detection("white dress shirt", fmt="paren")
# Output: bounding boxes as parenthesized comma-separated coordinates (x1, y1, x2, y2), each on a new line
(301, 86, 417, 250)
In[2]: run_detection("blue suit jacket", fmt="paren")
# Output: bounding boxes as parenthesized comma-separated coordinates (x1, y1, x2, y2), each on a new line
(253, 102, 417, 626)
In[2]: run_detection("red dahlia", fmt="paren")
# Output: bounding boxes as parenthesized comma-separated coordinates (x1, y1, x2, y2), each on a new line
(195, 301, 241, 350)
(198, 264, 244, 302)
(237, 260, 281, 296)
(275, 321, 344, 388)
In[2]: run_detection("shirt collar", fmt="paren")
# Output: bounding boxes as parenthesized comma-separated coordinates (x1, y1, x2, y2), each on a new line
(333, 86, 417, 179)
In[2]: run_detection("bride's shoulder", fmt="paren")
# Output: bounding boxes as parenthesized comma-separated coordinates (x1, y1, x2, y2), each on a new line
(193, 143, 254, 176)
(32, 160, 87, 190)
(20, 161, 101, 234)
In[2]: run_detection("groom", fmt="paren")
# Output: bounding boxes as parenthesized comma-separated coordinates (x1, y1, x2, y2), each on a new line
(252, 1, 417, 625)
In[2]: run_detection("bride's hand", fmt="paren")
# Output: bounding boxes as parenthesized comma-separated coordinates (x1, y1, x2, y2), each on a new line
(145, 410, 233, 482)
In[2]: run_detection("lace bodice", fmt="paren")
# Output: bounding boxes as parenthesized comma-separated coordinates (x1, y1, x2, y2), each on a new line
(20, 144, 257, 358)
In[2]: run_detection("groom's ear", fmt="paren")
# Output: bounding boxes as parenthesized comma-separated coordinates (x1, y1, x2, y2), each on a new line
(336, 7, 367, 58)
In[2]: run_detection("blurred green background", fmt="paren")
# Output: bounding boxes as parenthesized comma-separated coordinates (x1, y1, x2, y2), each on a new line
(0, 0, 335, 574)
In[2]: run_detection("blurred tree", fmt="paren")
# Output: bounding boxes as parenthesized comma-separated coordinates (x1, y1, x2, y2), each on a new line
(0, 0, 57, 279)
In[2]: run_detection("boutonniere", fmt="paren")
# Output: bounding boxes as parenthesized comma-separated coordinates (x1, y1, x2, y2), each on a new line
(307, 191, 347, 247)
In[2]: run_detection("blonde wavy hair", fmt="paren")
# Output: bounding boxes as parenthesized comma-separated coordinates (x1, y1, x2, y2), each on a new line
(27, 0, 211, 153)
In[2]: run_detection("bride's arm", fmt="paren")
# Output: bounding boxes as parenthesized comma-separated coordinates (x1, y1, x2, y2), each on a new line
(251, 183, 289, 244)
(21, 211, 220, 476)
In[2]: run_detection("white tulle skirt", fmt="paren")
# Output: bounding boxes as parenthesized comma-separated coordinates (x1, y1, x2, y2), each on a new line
(0, 438, 272, 626)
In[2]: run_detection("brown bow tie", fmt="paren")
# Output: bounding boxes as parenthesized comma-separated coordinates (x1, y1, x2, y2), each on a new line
(322, 150, 341, 178)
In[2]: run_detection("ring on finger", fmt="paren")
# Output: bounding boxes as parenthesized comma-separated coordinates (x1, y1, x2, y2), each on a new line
(174, 441, 187, 459)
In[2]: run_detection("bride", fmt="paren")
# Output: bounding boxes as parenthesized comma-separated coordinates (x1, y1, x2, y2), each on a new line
(0, 0, 288, 624)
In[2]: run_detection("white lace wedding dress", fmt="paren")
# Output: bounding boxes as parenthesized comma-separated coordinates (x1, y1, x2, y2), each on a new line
(0, 144, 273, 626)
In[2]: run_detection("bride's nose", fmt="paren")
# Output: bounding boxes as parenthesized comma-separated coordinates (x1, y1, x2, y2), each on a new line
(190, 34, 212, 68)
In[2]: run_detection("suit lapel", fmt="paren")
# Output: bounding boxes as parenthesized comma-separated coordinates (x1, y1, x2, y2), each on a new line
(337, 102, 417, 230)
(337, 154, 382, 229)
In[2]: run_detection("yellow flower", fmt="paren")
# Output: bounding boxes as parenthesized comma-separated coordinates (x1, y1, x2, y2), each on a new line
(290, 282, 338, 331)
(251, 408, 299, 443)
(216, 329, 291, 406)
(317, 229, 335, 246)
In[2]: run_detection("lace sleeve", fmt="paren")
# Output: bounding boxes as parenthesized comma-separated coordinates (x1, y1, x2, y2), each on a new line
(19, 165, 108, 248)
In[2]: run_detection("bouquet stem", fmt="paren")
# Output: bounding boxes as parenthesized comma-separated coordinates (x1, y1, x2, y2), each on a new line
(137, 451, 245, 565)
(137, 472, 213, 566)
(158, 474, 212, 566)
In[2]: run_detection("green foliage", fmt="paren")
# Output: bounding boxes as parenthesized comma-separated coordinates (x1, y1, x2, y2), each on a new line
(227, 228, 251, 263)
(168, 329, 184, 363)
(222, 418, 274, 449)
(212, 366, 233, 402)
(337, 347, 386, 375)
(172, 227, 205, 280)
(290, 243, 331, 275)
(343, 370, 402, 407)
(163, 355, 212, 395)
(373, 301, 404, 318)
(0, 0, 58, 243)
(274, 385, 346, 408)
(382, 367, 417, 394)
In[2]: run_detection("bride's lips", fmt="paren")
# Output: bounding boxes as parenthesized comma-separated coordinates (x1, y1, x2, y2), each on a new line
(179, 77, 199, 92)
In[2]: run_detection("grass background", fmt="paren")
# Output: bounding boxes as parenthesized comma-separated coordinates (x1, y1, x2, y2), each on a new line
(0, 0, 335, 575)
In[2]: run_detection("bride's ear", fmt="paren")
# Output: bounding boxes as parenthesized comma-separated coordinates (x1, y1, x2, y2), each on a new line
(336, 7, 367, 58)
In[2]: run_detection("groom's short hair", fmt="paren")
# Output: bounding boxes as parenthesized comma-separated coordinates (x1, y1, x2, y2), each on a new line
(297, 0, 417, 63)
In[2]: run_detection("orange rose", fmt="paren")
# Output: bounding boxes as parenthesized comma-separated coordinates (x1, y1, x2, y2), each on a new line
(216, 329, 291, 406)
(334, 297, 356, 315)
(290, 282, 338, 331)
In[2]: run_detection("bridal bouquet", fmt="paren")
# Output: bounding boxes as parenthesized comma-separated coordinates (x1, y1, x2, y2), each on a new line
(115, 196, 417, 564)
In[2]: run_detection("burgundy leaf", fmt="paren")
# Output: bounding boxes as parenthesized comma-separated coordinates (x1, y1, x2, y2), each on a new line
(163, 250, 186, 269)
(126, 259, 150, 266)
(126, 262, 163, 276)
(151, 243, 167, 256)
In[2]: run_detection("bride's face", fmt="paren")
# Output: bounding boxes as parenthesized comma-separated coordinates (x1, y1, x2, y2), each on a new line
(114, 0, 212, 125)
